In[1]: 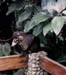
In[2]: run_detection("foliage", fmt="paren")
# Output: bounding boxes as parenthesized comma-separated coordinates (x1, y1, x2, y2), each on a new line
(57, 55, 66, 62)
(6, 0, 66, 62)
(0, 43, 11, 56)
(0, 0, 66, 75)
(24, 0, 66, 36)
(7, 0, 66, 36)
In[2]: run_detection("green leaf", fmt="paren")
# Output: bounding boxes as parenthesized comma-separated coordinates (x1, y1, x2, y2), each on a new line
(51, 16, 64, 35)
(14, 69, 24, 75)
(24, 12, 50, 32)
(0, 44, 3, 56)
(33, 24, 43, 36)
(6, 2, 24, 15)
(18, 7, 33, 23)
(6, 4, 16, 15)
(57, 55, 66, 62)
(16, 3, 24, 11)
(43, 23, 52, 36)
(2, 43, 11, 56)
(62, 16, 66, 24)
(24, 21, 30, 32)
(16, 22, 23, 30)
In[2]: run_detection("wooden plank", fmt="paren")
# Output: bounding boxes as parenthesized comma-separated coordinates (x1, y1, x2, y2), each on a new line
(40, 56, 66, 75)
(0, 54, 66, 75)
(0, 55, 27, 71)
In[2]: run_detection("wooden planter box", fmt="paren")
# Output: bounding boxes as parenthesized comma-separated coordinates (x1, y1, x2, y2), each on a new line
(0, 55, 66, 75)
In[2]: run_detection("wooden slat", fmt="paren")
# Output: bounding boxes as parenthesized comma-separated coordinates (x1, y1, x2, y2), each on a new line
(0, 55, 27, 71)
(0, 54, 66, 75)
(40, 56, 66, 75)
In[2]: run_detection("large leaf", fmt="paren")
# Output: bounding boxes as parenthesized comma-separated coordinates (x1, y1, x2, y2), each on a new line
(18, 7, 33, 23)
(57, 55, 66, 62)
(51, 17, 64, 35)
(0, 44, 3, 56)
(16, 3, 24, 11)
(62, 16, 66, 24)
(6, 4, 16, 15)
(16, 22, 23, 30)
(43, 23, 52, 36)
(24, 12, 50, 32)
(6, 2, 24, 15)
(33, 24, 43, 36)
(14, 69, 24, 75)
(2, 43, 11, 56)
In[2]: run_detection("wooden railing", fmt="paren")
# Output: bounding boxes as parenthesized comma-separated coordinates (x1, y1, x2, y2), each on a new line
(0, 55, 27, 71)
(40, 56, 66, 75)
(0, 55, 66, 75)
